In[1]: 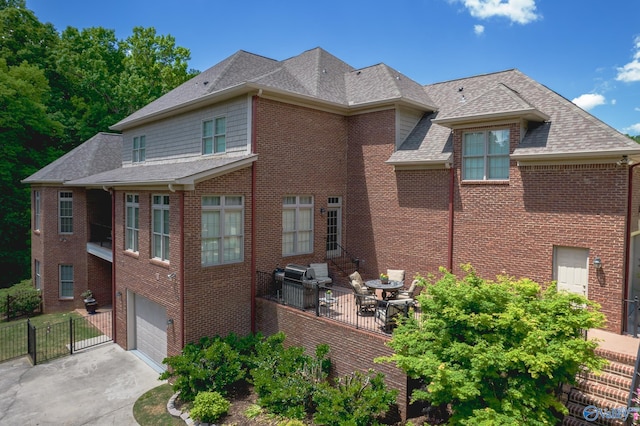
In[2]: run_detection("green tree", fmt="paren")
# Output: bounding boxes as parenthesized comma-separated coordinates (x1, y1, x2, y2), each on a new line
(378, 265, 606, 425)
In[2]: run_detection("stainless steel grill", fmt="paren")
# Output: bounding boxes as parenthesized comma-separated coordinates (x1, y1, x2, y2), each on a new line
(282, 264, 318, 309)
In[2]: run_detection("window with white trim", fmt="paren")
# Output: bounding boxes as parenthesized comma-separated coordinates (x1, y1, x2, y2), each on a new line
(34, 259, 41, 290)
(59, 191, 73, 234)
(152, 195, 170, 261)
(59, 264, 73, 299)
(202, 117, 226, 154)
(282, 196, 313, 256)
(201, 196, 244, 266)
(34, 190, 41, 231)
(125, 194, 139, 252)
(462, 129, 510, 180)
(133, 135, 146, 163)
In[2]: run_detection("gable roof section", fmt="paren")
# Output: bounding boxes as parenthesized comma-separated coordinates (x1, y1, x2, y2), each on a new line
(389, 69, 640, 167)
(64, 154, 257, 190)
(111, 48, 437, 130)
(22, 132, 122, 184)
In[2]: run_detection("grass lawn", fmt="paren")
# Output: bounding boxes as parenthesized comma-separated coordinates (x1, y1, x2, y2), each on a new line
(133, 383, 184, 426)
(0, 311, 103, 363)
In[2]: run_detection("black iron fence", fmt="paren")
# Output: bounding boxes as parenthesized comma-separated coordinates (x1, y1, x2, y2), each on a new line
(256, 270, 417, 336)
(0, 313, 112, 365)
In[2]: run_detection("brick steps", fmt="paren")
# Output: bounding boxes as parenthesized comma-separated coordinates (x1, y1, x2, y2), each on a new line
(562, 347, 636, 426)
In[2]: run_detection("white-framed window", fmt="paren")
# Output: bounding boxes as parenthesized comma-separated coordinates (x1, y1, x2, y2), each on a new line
(133, 135, 146, 163)
(59, 191, 73, 234)
(462, 129, 510, 181)
(152, 194, 170, 261)
(59, 264, 73, 299)
(34, 190, 41, 231)
(125, 194, 139, 252)
(282, 195, 313, 256)
(202, 116, 226, 154)
(201, 196, 244, 266)
(34, 259, 41, 290)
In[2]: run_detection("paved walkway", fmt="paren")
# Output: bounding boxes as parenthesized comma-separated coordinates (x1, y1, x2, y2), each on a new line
(588, 328, 640, 357)
(0, 343, 162, 426)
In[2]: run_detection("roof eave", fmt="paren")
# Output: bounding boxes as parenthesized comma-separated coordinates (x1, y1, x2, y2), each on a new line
(432, 109, 549, 128)
(512, 149, 640, 165)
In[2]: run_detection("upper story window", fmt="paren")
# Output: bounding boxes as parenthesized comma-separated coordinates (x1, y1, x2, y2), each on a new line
(202, 117, 226, 154)
(152, 194, 170, 262)
(125, 194, 139, 252)
(282, 195, 313, 256)
(201, 195, 244, 266)
(59, 191, 73, 234)
(462, 129, 510, 181)
(34, 190, 41, 231)
(133, 135, 146, 163)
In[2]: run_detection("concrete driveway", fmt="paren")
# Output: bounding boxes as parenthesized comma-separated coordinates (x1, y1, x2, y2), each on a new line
(0, 343, 163, 425)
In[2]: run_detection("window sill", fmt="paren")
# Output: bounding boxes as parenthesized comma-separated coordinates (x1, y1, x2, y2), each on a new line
(123, 250, 139, 259)
(461, 180, 509, 185)
(150, 258, 170, 268)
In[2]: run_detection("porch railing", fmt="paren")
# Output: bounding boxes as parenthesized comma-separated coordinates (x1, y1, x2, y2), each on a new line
(625, 296, 639, 338)
(256, 271, 416, 336)
(326, 242, 361, 276)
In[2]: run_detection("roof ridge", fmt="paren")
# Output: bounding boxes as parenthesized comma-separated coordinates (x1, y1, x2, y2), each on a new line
(426, 69, 519, 88)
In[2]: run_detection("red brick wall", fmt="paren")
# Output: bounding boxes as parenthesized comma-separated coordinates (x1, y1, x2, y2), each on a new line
(32, 186, 90, 312)
(252, 97, 348, 272)
(255, 298, 410, 420)
(348, 118, 629, 333)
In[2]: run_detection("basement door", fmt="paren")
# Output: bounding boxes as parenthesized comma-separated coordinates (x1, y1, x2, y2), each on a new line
(133, 293, 167, 369)
(553, 246, 589, 297)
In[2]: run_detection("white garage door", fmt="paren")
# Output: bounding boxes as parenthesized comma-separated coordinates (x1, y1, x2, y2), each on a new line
(134, 294, 167, 368)
(554, 246, 589, 297)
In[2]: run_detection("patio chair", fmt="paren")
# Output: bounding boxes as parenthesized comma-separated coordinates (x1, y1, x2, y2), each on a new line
(395, 279, 419, 300)
(376, 299, 414, 332)
(387, 269, 405, 284)
(309, 262, 333, 286)
(349, 271, 378, 315)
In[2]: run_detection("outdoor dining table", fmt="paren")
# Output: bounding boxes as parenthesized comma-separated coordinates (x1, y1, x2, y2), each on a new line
(365, 279, 404, 300)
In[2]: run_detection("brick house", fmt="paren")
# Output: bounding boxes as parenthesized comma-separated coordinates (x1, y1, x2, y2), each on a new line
(23, 47, 640, 415)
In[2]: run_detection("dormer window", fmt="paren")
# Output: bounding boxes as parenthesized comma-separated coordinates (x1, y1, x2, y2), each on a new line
(203, 117, 226, 154)
(133, 135, 146, 163)
(462, 129, 510, 181)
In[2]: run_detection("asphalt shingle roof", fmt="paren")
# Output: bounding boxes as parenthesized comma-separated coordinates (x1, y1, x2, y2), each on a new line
(22, 133, 122, 184)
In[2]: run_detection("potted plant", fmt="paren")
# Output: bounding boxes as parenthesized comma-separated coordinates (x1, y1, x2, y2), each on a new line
(325, 289, 333, 301)
(379, 273, 389, 284)
(81, 289, 98, 314)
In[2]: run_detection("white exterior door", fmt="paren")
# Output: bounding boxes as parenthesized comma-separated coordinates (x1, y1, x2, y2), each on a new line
(325, 197, 342, 258)
(134, 294, 167, 368)
(554, 246, 589, 297)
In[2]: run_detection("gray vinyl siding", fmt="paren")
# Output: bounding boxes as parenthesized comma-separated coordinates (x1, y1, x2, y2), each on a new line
(122, 95, 250, 164)
(396, 107, 423, 149)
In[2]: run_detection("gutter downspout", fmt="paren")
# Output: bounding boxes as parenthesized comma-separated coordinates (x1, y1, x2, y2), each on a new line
(250, 95, 258, 333)
(624, 162, 640, 334)
(180, 192, 186, 347)
(111, 189, 117, 343)
(448, 165, 455, 271)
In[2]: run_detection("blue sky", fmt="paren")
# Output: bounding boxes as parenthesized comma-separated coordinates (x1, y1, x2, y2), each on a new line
(27, 0, 640, 136)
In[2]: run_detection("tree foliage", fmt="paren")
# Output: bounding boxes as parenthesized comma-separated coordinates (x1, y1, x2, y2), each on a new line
(0, 2, 197, 286)
(378, 265, 606, 425)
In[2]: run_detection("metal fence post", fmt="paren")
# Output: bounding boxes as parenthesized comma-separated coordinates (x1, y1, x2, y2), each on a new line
(634, 296, 639, 339)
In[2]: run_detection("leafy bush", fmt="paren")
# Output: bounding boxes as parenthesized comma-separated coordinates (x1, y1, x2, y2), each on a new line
(379, 265, 607, 425)
(250, 332, 330, 419)
(0, 280, 40, 318)
(189, 391, 230, 424)
(161, 333, 262, 401)
(313, 370, 398, 426)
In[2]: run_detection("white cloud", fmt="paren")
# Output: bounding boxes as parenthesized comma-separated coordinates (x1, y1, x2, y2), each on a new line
(572, 93, 606, 111)
(623, 123, 640, 136)
(460, 0, 540, 24)
(474, 24, 485, 35)
(616, 36, 640, 82)
(635, 107, 640, 112)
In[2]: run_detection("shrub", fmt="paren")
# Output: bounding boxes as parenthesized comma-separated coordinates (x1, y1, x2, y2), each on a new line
(0, 280, 41, 318)
(378, 265, 607, 425)
(160, 333, 261, 401)
(189, 391, 230, 424)
(250, 332, 330, 419)
(313, 370, 398, 426)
